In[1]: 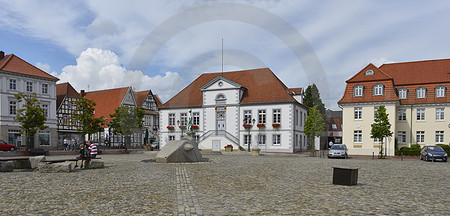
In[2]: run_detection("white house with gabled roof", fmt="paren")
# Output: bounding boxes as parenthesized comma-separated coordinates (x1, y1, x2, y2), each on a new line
(159, 68, 309, 153)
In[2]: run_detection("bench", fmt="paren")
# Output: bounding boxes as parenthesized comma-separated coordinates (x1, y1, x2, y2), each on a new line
(41, 157, 101, 163)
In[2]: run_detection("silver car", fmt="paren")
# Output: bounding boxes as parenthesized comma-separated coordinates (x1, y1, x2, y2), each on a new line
(328, 144, 348, 159)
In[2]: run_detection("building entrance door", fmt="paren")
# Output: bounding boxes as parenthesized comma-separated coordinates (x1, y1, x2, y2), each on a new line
(216, 110, 226, 135)
(212, 140, 221, 151)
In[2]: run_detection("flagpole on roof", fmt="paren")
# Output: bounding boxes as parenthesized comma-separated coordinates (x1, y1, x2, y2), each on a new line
(222, 38, 224, 77)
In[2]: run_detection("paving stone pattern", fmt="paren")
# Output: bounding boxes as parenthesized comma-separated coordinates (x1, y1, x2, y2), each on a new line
(0, 152, 448, 215)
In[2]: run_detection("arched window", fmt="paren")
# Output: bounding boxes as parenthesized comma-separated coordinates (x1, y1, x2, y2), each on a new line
(365, 69, 374, 76)
(398, 88, 408, 99)
(353, 84, 364, 97)
(435, 85, 446, 98)
(373, 83, 384, 96)
(416, 87, 427, 98)
(215, 94, 226, 105)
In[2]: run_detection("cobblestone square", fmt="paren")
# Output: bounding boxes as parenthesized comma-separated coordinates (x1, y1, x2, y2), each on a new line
(1, 152, 448, 215)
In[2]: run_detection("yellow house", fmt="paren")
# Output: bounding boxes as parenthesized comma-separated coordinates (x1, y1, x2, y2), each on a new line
(339, 59, 449, 156)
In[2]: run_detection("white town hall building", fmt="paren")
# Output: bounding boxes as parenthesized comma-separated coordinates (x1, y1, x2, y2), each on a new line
(159, 68, 309, 153)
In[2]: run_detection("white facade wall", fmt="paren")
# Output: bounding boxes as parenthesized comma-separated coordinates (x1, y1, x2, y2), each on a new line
(0, 73, 58, 148)
(159, 103, 308, 153)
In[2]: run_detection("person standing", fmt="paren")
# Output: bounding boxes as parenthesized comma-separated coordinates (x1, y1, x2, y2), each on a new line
(71, 138, 76, 151)
(88, 140, 98, 158)
(63, 138, 68, 151)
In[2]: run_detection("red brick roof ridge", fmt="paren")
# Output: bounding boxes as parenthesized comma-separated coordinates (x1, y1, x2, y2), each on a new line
(0, 54, 59, 80)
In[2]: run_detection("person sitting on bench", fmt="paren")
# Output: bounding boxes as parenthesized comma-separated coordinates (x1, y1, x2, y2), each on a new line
(75, 143, 89, 168)
(88, 140, 98, 158)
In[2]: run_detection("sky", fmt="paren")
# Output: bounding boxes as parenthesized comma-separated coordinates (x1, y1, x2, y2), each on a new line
(1, 0, 450, 110)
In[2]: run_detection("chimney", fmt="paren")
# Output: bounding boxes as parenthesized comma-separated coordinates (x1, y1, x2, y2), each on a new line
(81, 90, 86, 97)
(0, 51, 4, 60)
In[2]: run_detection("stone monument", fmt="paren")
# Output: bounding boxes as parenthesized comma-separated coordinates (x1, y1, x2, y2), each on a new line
(155, 110, 203, 163)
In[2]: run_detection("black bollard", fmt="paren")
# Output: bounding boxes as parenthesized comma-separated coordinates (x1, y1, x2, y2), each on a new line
(372, 152, 374, 160)
(401, 152, 403, 161)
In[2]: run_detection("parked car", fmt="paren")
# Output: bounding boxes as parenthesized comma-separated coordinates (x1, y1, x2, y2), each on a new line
(420, 146, 447, 162)
(0, 140, 16, 151)
(328, 144, 348, 159)
(151, 141, 159, 149)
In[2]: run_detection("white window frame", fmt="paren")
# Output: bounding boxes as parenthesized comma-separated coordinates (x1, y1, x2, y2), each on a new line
(373, 84, 384, 96)
(258, 134, 266, 145)
(273, 109, 281, 124)
(398, 109, 407, 121)
(9, 79, 17, 90)
(26, 81, 33, 92)
(398, 88, 408, 99)
(331, 124, 337, 130)
(9, 100, 17, 115)
(353, 85, 364, 97)
(193, 112, 200, 125)
(435, 86, 446, 98)
(365, 69, 374, 75)
(42, 104, 49, 117)
(416, 87, 427, 98)
(435, 131, 444, 143)
(416, 108, 425, 121)
(416, 131, 425, 143)
(168, 135, 175, 141)
(374, 137, 382, 143)
(244, 110, 252, 124)
(272, 134, 281, 145)
(374, 106, 379, 118)
(180, 113, 187, 126)
(258, 110, 266, 124)
(398, 131, 406, 143)
(354, 130, 362, 143)
(168, 113, 175, 126)
(244, 134, 251, 146)
(354, 107, 362, 120)
(42, 84, 48, 94)
(435, 108, 444, 120)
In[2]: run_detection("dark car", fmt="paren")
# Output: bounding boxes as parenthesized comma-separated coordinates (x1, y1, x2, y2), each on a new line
(328, 144, 348, 159)
(0, 140, 16, 151)
(420, 146, 447, 162)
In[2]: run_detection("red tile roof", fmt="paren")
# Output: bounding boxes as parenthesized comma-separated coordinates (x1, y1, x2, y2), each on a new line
(154, 94, 163, 107)
(56, 82, 81, 109)
(84, 87, 131, 125)
(135, 90, 151, 106)
(339, 59, 449, 105)
(0, 54, 59, 80)
(161, 68, 300, 108)
(288, 88, 303, 95)
(380, 59, 450, 85)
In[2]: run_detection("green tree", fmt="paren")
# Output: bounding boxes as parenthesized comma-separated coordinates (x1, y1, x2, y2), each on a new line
(108, 106, 145, 148)
(14, 92, 48, 151)
(303, 83, 326, 117)
(304, 105, 326, 155)
(71, 98, 105, 143)
(370, 105, 393, 158)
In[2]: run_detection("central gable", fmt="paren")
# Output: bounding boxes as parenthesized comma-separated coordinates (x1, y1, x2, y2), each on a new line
(200, 76, 244, 91)
(121, 88, 137, 106)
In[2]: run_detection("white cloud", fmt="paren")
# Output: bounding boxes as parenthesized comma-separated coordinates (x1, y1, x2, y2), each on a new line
(3, 0, 450, 110)
(57, 48, 182, 102)
(35, 62, 51, 73)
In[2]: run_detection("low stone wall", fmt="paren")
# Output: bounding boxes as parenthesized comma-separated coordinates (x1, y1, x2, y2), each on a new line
(0, 161, 14, 172)
(38, 162, 72, 173)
